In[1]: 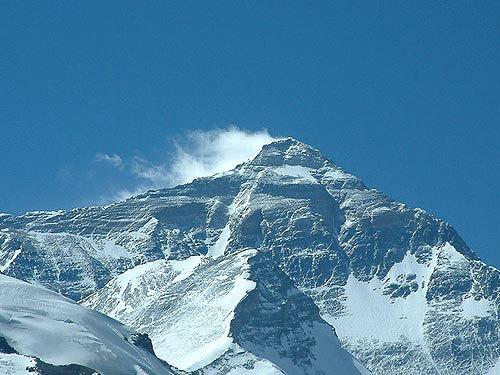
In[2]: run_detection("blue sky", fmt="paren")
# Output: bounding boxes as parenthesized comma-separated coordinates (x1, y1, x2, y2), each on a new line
(1, 2, 499, 267)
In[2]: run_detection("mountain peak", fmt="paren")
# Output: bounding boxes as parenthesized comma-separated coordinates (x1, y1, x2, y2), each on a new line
(248, 137, 330, 169)
(2, 136, 498, 375)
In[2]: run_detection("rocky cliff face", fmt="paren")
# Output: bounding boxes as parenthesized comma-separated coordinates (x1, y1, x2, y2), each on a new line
(1, 138, 498, 374)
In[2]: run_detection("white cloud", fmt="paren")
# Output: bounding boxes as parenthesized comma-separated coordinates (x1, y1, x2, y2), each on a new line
(95, 153, 124, 169)
(130, 156, 171, 186)
(94, 126, 278, 203)
(131, 126, 277, 188)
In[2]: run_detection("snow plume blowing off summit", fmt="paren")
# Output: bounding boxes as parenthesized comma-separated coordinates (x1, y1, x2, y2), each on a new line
(163, 126, 278, 185)
(98, 126, 278, 200)
(1, 137, 498, 374)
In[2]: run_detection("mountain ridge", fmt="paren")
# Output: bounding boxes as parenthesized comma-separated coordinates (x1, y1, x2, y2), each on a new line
(0, 272, 177, 375)
(0, 137, 498, 374)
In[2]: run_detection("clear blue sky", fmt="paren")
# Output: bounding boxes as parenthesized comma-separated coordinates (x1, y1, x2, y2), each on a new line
(1, 2, 498, 267)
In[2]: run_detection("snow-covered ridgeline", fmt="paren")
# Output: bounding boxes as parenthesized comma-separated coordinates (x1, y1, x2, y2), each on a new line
(0, 273, 173, 375)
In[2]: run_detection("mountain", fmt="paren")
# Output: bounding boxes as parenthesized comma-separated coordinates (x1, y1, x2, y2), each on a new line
(0, 273, 176, 375)
(0, 138, 498, 374)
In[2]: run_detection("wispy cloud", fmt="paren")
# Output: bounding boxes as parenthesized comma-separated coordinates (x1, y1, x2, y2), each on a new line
(95, 153, 124, 169)
(95, 126, 278, 202)
(130, 156, 171, 187)
(133, 126, 277, 187)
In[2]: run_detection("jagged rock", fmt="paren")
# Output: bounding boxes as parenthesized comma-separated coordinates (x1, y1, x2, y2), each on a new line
(1, 138, 498, 374)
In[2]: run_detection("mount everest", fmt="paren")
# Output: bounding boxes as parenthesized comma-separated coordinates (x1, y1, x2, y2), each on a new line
(0, 138, 498, 374)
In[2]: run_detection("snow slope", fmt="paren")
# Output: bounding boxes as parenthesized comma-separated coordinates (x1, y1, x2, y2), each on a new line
(83, 249, 258, 371)
(0, 273, 175, 375)
(83, 249, 370, 374)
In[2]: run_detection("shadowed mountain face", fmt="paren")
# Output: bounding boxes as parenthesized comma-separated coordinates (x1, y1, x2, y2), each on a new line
(0, 138, 498, 374)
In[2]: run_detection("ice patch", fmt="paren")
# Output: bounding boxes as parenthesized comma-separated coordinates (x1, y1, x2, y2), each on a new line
(170, 256, 202, 283)
(207, 224, 231, 258)
(100, 239, 133, 259)
(272, 165, 316, 183)
(207, 199, 238, 259)
(180, 334, 233, 371)
(461, 296, 493, 319)
(370, 206, 392, 216)
(323, 169, 351, 180)
(112, 259, 166, 295)
(325, 248, 438, 344)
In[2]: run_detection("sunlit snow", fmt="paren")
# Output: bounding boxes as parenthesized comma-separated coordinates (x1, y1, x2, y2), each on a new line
(272, 165, 317, 183)
(461, 296, 493, 319)
(0, 274, 170, 374)
(0, 353, 36, 375)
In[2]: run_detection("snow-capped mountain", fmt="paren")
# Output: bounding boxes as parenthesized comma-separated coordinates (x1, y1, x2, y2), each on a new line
(0, 273, 176, 375)
(81, 248, 369, 374)
(0, 138, 498, 374)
